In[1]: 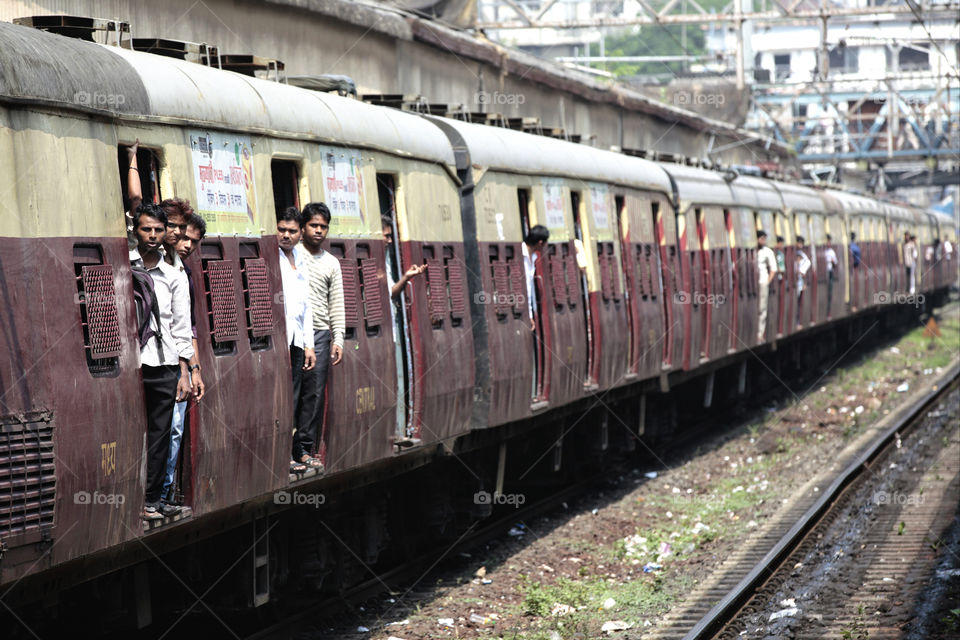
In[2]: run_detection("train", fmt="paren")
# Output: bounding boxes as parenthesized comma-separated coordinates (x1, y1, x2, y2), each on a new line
(0, 19, 956, 628)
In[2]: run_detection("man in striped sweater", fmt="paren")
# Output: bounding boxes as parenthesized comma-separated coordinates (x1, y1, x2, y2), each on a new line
(296, 202, 345, 471)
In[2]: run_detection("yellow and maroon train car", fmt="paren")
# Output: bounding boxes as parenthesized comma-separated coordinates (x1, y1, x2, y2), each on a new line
(0, 20, 954, 616)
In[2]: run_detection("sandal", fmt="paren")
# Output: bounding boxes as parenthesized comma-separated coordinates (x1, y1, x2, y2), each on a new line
(299, 454, 325, 470)
(290, 460, 307, 474)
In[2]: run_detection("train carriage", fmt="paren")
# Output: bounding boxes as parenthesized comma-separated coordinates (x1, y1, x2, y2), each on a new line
(428, 117, 674, 422)
(0, 18, 955, 622)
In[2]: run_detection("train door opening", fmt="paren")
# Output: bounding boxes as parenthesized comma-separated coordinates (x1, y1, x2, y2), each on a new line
(570, 190, 594, 387)
(724, 209, 738, 352)
(695, 208, 710, 360)
(271, 160, 300, 220)
(518, 187, 546, 401)
(117, 144, 163, 213)
(652, 200, 674, 367)
(377, 173, 414, 441)
(615, 195, 635, 374)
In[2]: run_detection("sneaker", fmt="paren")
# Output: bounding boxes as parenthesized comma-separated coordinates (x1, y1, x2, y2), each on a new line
(159, 502, 182, 518)
(142, 504, 163, 521)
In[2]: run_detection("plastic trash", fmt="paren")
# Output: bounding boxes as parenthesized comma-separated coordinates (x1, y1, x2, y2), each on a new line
(896, 382, 909, 393)
(357, 626, 370, 633)
(642, 563, 662, 573)
(438, 618, 455, 627)
(469, 613, 490, 624)
(508, 525, 525, 536)
(551, 603, 574, 617)
(601, 620, 632, 633)
(481, 578, 493, 585)
(603, 597, 616, 609)
(769, 607, 800, 621)
(644, 471, 658, 479)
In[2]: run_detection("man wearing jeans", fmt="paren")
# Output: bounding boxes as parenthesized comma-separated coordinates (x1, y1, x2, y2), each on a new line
(162, 212, 206, 503)
(130, 204, 193, 520)
(297, 202, 344, 471)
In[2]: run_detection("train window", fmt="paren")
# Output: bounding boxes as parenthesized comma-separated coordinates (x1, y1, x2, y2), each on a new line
(73, 243, 121, 377)
(446, 253, 467, 327)
(358, 252, 384, 337)
(239, 242, 273, 352)
(423, 245, 446, 330)
(271, 160, 300, 221)
(327, 243, 357, 341)
(117, 144, 163, 211)
(200, 242, 239, 356)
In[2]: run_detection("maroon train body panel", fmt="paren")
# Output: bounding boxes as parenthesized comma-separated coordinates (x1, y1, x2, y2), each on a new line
(542, 240, 589, 406)
(186, 236, 291, 514)
(399, 240, 475, 444)
(479, 241, 536, 426)
(323, 239, 397, 473)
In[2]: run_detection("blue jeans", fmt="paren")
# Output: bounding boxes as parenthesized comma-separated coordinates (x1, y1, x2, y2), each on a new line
(163, 373, 190, 500)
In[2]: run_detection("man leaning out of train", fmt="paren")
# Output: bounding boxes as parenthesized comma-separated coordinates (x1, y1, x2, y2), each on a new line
(161, 208, 207, 505)
(130, 204, 194, 521)
(277, 207, 317, 475)
(756, 230, 778, 343)
(295, 202, 346, 472)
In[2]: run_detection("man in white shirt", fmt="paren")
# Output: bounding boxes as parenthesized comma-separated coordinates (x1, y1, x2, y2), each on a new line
(522, 225, 550, 332)
(756, 230, 778, 343)
(795, 235, 812, 328)
(130, 204, 193, 520)
(278, 208, 317, 473)
(824, 234, 838, 316)
(903, 233, 918, 294)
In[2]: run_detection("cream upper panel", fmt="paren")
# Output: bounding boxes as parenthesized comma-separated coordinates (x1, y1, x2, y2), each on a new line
(2, 110, 124, 239)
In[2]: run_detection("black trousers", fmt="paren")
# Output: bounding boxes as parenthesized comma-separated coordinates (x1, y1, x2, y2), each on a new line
(143, 364, 178, 504)
(290, 344, 318, 460)
(292, 330, 330, 459)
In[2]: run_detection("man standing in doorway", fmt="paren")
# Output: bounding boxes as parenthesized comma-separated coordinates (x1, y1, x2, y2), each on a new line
(795, 235, 811, 329)
(824, 234, 838, 317)
(382, 216, 425, 440)
(756, 230, 778, 343)
(522, 225, 550, 332)
(298, 202, 345, 471)
(278, 207, 317, 473)
(904, 232, 918, 295)
(130, 204, 193, 520)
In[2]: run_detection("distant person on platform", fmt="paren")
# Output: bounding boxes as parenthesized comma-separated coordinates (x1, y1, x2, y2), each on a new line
(756, 230, 778, 343)
(297, 202, 345, 473)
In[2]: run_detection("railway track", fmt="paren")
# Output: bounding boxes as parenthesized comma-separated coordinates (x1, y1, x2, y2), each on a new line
(661, 363, 960, 640)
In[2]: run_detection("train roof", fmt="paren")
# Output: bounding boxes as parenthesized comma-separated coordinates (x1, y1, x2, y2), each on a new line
(0, 21, 455, 166)
(429, 115, 672, 195)
(659, 163, 785, 213)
